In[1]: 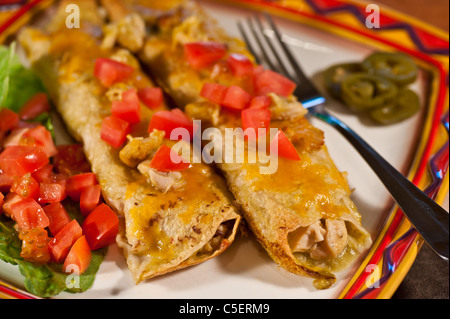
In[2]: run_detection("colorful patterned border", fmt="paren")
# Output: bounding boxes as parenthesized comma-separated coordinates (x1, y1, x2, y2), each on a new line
(0, 0, 448, 299)
(0, 280, 39, 299)
(350, 110, 449, 299)
(305, 0, 449, 55)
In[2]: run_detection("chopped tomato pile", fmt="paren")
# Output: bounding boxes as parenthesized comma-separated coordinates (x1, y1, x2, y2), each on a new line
(0, 94, 119, 275)
(94, 58, 195, 172)
(94, 58, 165, 149)
(94, 46, 300, 173)
(189, 42, 300, 161)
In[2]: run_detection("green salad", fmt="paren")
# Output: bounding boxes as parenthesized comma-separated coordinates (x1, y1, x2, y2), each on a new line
(0, 44, 109, 298)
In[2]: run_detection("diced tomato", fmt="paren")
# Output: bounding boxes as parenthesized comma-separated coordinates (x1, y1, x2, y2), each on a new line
(0, 108, 19, 134)
(38, 181, 67, 204)
(270, 130, 300, 161)
(100, 116, 130, 148)
(241, 108, 271, 138)
(252, 65, 264, 77)
(31, 164, 54, 183)
(10, 173, 40, 200)
(111, 89, 141, 124)
(148, 109, 195, 140)
(48, 219, 83, 263)
(226, 53, 254, 77)
(138, 87, 164, 110)
(94, 58, 135, 87)
(63, 236, 92, 275)
(1, 132, 5, 150)
(1, 193, 22, 217)
(149, 145, 190, 172)
(22, 125, 58, 158)
(19, 228, 51, 264)
(221, 85, 252, 111)
(0, 146, 49, 177)
(248, 95, 272, 109)
(171, 108, 188, 119)
(53, 145, 91, 176)
(0, 172, 15, 193)
(253, 69, 296, 97)
(0, 193, 4, 213)
(66, 172, 97, 201)
(184, 42, 227, 69)
(3, 128, 29, 148)
(18, 93, 50, 121)
(200, 83, 228, 105)
(82, 203, 119, 250)
(43, 202, 71, 236)
(80, 184, 102, 217)
(8, 197, 49, 231)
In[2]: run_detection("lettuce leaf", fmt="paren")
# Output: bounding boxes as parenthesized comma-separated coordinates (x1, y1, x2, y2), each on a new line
(0, 43, 46, 112)
(0, 44, 105, 298)
(0, 43, 53, 134)
(0, 43, 17, 107)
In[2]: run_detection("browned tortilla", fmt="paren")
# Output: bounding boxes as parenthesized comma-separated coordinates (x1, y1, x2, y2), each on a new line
(99, 0, 372, 287)
(18, 0, 241, 283)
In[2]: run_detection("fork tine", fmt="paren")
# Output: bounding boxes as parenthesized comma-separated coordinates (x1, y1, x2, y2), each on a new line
(237, 21, 262, 65)
(263, 13, 310, 85)
(253, 15, 291, 78)
(246, 17, 277, 71)
(239, 13, 325, 107)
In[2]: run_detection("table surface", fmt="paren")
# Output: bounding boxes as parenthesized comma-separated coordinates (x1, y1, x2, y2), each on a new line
(373, 0, 449, 299)
(375, 0, 449, 33)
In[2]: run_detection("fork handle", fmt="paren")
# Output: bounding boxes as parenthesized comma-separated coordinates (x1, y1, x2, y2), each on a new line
(314, 111, 449, 260)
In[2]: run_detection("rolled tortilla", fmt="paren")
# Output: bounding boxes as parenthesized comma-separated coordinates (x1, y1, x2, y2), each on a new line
(18, 0, 241, 283)
(101, 0, 372, 288)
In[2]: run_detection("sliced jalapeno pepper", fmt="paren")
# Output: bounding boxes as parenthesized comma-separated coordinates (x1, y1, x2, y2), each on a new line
(340, 73, 398, 111)
(323, 62, 362, 98)
(362, 52, 418, 86)
(369, 88, 420, 124)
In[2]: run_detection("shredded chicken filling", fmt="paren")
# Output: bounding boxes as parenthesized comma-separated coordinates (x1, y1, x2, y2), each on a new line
(194, 220, 235, 257)
(289, 219, 348, 260)
(138, 162, 186, 192)
(268, 93, 308, 121)
(102, 13, 146, 52)
(119, 129, 188, 192)
(119, 130, 165, 168)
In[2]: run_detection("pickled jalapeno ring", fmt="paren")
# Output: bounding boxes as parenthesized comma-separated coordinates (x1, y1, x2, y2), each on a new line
(362, 52, 418, 86)
(340, 73, 398, 111)
(369, 88, 420, 125)
(323, 62, 362, 98)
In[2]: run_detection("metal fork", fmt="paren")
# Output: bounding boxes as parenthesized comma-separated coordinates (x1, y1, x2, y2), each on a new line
(238, 14, 449, 260)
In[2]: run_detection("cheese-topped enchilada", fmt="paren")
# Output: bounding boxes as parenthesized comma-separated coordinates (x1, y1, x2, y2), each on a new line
(18, 0, 241, 283)
(101, 0, 372, 288)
